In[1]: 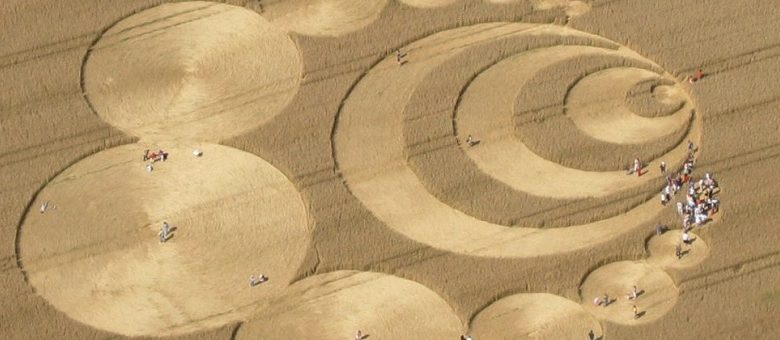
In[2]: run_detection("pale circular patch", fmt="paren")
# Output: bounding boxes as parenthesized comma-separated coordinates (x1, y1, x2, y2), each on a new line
(83, 2, 302, 142)
(566, 1, 591, 17)
(579, 261, 678, 325)
(399, 0, 459, 8)
(647, 230, 709, 269)
(470, 293, 601, 339)
(19, 143, 309, 336)
(236, 271, 462, 339)
(261, 0, 389, 37)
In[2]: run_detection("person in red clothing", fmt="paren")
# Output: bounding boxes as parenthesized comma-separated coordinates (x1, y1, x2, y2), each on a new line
(633, 158, 643, 176)
(687, 69, 705, 83)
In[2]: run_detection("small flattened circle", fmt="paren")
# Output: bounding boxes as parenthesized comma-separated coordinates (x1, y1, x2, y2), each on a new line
(470, 293, 601, 339)
(579, 261, 678, 325)
(647, 230, 709, 269)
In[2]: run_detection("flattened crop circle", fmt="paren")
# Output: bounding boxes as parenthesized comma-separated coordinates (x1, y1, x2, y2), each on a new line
(82, 1, 302, 142)
(19, 144, 309, 336)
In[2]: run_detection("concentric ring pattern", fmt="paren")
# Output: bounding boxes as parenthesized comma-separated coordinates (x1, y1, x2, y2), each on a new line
(333, 22, 700, 257)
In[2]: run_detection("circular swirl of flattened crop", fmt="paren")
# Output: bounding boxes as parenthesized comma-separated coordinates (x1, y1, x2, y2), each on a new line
(333, 23, 700, 256)
(82, 1, 302, 142)
(19, 144, 309, 336)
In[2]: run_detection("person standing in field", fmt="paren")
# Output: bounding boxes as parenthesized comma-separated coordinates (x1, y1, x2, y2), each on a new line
(687, 69, 704, 83)
(159, 221, 171, 243)
(626, 285, 639, 300)
(633, 158, 642, 176)
(395, 49, 407, 65)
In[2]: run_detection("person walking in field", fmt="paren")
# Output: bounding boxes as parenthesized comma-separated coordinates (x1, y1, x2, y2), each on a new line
(588, 329, 595, 340)
(659, 161, 667, 174)
(249, 274, 268, 287)
(661, 185, 672, 205)
(675, 243, 683, 260)
(626, 285, 639, 300)
(633, 158, 642, 176)
(159, 221, 171, 243)
(466, 134, 480, 147)
(687, 69, 704, 84)
(682, 231, 693, 245)
(395, 49, 407, 65)
(633, 305, 640, 319)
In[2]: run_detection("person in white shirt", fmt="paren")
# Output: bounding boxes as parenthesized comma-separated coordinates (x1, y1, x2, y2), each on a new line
(682, 232, 693, 245)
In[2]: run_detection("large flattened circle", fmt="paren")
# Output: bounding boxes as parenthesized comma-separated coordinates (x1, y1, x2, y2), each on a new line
(18, 143, 309, 336)
(83, 2, 302, 142)
(470, 293, 601, 339)
(237, 271, 462, 339)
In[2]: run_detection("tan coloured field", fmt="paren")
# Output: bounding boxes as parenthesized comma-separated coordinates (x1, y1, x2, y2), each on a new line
(1, 0, 780, 339)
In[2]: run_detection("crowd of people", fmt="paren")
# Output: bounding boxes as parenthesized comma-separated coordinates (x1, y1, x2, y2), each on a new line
(659, 142, 722, 231)
(143, 149, 169, 172)
(590, 140, 722, 327)
(657, 141, 722, 260)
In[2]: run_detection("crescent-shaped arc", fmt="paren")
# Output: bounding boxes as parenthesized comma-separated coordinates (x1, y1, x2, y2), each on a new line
(333, 23, 701, 257)
(456, 46, 695, 199)
(565, 67, 693, 144)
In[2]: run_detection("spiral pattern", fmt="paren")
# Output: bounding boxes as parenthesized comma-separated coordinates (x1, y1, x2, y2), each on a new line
(333, 22, 701, 256)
